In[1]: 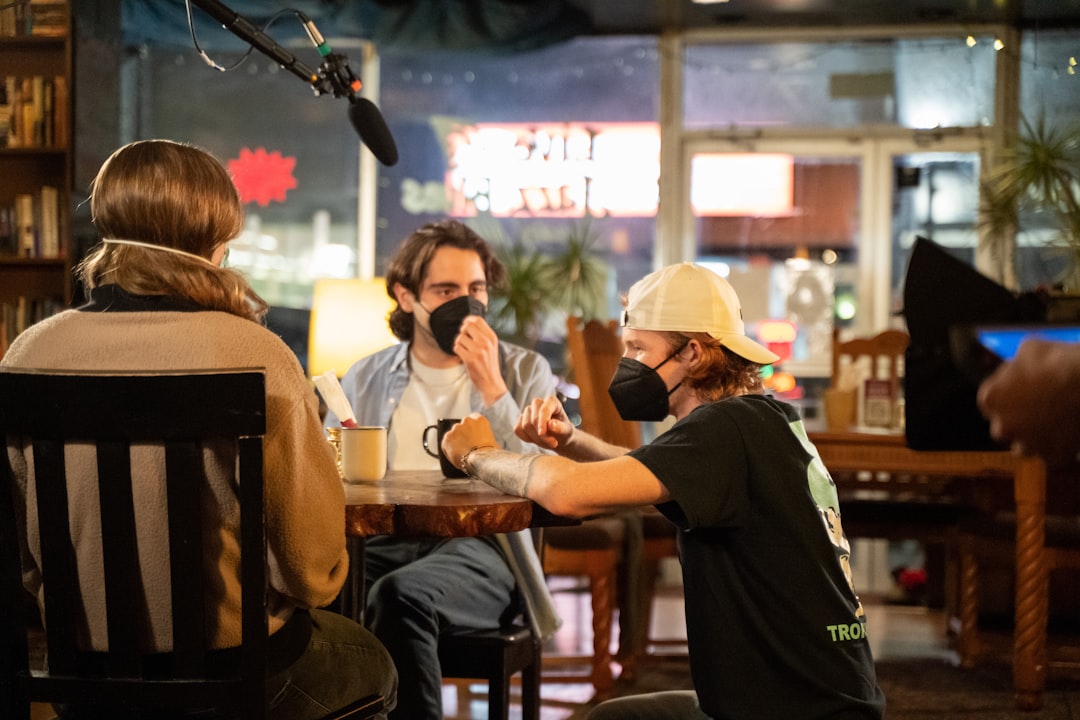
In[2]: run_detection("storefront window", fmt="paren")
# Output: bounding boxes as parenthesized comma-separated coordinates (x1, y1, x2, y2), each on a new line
(122, 34, 661, 358)
(684, 36, 997, 130)
(123, 45, 362, 307)
(377, 36, 662, 336)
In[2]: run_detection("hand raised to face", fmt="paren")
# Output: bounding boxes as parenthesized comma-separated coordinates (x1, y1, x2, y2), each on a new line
(454, 315, 509, 407)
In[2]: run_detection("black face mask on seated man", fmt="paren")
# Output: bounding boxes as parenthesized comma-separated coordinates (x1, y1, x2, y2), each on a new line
(422, 295, 487, 356)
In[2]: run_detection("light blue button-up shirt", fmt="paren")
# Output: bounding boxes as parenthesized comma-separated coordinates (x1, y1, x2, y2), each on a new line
(326, 340, 563, 639)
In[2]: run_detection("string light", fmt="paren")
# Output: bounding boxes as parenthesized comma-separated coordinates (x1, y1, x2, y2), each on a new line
(389, 32, 1071, 94)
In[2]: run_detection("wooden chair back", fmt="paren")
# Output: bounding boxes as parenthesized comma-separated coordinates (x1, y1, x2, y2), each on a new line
(831, 328, 910, 399)
(561, 317, 660, 690)
(0, 369, 270, 720)
(565, 316, 641, 448)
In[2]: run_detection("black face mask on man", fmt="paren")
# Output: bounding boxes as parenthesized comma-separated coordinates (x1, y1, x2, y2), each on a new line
(419, 295, 487, 356)
(607, 344, 687, 422)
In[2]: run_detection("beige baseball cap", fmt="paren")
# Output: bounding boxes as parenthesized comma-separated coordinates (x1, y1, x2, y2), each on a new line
(621, 262, 780, 365)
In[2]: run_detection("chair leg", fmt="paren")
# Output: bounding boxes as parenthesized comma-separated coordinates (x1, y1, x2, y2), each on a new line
(521, 644, 541, 720)
(586, 552, 616, 700)
(618, 553, 661, 683)
(487, 668, 511, 720)
(958, 543, 981, 668)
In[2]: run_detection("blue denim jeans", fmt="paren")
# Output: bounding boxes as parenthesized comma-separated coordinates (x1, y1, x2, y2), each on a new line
(363, 535, 518, 720)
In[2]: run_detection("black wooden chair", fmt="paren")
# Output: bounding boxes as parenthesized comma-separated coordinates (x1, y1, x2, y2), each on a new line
(0, 369, 383, 720)
(439, 622, 541, 720)
(335, 520, 540, 720)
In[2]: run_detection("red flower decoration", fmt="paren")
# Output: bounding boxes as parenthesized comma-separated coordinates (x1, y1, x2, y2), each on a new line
(228, 147, 298, 207)
(897, 568, 927, 591)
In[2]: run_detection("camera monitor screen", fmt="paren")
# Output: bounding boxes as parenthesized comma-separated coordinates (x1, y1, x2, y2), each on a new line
(950, 324, 1080, 386)
(902, 237, 1046, 451)
(976, 325, 1080, 360)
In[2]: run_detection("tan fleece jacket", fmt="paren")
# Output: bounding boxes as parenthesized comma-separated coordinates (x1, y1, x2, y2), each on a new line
(3, 307, 348, 651)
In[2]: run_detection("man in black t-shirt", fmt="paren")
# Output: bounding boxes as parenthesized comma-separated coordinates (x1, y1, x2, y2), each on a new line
(442, 262, 885, 720)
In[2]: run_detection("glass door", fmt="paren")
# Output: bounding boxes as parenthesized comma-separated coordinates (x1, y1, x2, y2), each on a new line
(684, 137, 982, 397)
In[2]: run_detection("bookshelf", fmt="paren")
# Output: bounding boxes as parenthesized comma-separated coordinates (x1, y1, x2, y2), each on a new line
(0, 2, 72, 357)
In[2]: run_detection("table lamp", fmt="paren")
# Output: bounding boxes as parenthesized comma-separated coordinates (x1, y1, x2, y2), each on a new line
(308, 278, 398, 378)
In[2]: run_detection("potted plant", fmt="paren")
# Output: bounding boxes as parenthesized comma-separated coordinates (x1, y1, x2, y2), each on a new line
(543, 218, 608, 322)
(490, 237, 552, 348)
(981, 116, 1080, 291)
(474, 215, 609, 348)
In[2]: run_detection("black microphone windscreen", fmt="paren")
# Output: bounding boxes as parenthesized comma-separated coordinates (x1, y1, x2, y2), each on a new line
(348, 98, 399, 167)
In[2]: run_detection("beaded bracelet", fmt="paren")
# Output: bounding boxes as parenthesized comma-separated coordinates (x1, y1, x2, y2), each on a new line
(460, 444, 496, 477)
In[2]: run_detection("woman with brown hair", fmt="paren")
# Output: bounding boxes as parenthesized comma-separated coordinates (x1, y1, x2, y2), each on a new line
(3, 139, 396, 719)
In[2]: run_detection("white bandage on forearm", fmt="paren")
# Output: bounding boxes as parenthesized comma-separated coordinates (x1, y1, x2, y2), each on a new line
(464, 448, 541, 498)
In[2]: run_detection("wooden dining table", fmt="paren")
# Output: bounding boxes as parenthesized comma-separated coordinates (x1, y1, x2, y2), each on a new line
(343, 469, 535, 538)
(807, 426, 1049, 711)
(338, 469, 570, 620)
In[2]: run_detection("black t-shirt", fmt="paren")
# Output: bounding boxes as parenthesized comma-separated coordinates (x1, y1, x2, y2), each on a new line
(630, 394, 885, 720)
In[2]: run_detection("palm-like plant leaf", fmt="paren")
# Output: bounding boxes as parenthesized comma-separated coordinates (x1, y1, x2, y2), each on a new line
(982, 117, 1080, 248)
(488, 240, 553, 347)
(543, 220, 608, 321)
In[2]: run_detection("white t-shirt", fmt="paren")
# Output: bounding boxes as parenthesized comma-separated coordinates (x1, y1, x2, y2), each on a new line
(388, 355, 473, 470)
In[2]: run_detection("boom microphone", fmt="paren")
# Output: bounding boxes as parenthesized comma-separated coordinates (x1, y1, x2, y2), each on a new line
(349, 98, 399, 167)
(188, 0, 399, 166)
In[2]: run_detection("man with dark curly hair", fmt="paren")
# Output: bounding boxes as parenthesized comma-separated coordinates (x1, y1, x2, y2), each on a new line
(326, 219, 559, 720)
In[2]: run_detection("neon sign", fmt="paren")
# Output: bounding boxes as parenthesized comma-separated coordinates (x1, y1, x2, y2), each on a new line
(443, 122, 659, 218)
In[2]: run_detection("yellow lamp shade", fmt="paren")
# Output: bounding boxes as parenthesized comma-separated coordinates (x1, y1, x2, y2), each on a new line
(308, 278, 398, 379)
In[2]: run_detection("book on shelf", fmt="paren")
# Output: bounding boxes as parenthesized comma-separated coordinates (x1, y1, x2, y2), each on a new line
(38, 184, 58, 257)
(1, 294, 63, 357)
(29, 75, 43, 146)
(0, 205, 14, 255)
(2, 186, 61, 259)
(0, 0, 65, 38)
(1, 76, 13, 146)
(51, 74, 66, 147)
(29, 0, 66, 36)
(14, 192, 34, 257)
(0, 76, 10, 143)
(0, 74, 65, 148)
(0, 0, 29, 37)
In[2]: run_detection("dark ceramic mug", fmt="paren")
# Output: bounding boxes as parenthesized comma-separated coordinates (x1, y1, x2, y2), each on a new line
(422, 417, 468, 478)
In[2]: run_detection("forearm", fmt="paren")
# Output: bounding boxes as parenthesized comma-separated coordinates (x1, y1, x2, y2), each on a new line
(461, 446, 642, 518)
(557, 426, 630, 462)
(462, 447, 542, 499)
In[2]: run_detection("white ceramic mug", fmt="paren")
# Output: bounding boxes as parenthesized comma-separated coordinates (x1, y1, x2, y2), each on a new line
(339, 426, 388, 483)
